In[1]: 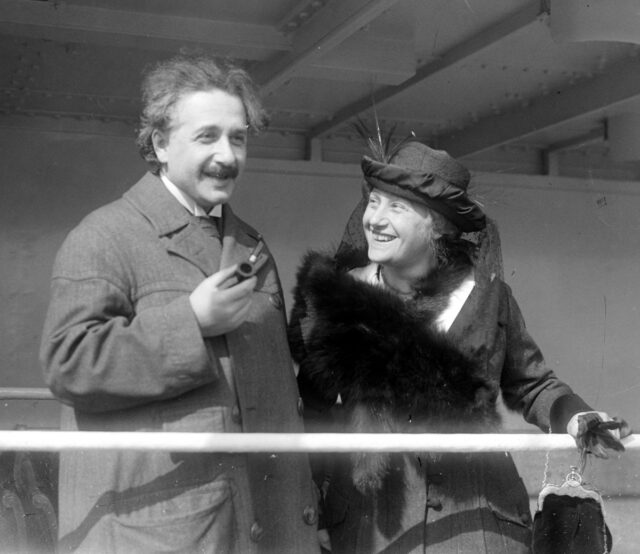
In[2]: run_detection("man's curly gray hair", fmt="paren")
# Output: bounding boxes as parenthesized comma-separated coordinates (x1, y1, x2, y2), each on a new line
(136, 55, 269, 174)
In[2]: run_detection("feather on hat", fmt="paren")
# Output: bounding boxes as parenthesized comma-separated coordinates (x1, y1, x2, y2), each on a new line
(352, 115, 485, 232)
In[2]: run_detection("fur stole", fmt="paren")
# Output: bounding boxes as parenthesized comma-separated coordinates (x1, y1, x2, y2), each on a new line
(289, 251, 501, 492)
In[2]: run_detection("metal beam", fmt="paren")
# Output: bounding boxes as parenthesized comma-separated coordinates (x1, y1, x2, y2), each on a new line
(309, 0, 544, 138)
(297, 33, 415, 85)
(252, 0, 402, 94)
(440, 58, 640, 158)
(546, 126, 606, 154)
(542, 126, 606, 175)
(0, 0, 288, 57)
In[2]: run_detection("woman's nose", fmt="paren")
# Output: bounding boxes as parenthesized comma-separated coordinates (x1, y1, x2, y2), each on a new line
(368, 205, 388, 227)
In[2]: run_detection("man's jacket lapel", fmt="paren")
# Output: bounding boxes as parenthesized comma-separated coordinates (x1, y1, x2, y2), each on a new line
(123, 172, 221, 278)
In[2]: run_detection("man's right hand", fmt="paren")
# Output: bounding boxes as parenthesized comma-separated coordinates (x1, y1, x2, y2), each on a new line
(189, 265, 257, 337)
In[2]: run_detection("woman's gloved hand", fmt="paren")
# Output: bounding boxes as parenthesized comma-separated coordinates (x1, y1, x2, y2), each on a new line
(567, 411, 632, 458)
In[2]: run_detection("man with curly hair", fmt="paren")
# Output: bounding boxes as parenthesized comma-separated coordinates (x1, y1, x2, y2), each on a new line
(41, 55, 319, 553)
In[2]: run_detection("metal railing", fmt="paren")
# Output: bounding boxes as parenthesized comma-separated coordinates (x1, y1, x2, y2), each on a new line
(0, 388, 637, 453)
(0, 387, 54, 400)
(0, 430, 636, 453)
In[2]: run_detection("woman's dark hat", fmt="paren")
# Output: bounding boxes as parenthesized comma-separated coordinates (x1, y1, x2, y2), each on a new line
(361, 141, 486, 232)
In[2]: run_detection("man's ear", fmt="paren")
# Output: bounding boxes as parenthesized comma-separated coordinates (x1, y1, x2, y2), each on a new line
(151, 129, 169, 164)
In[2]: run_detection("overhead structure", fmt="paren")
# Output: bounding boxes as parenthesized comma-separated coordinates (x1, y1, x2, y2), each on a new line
(550, 0, 640, 45)
(1, 0, 640, 177)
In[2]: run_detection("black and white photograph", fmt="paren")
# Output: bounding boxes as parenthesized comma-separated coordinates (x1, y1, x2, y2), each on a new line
(0, 1, 638, 552)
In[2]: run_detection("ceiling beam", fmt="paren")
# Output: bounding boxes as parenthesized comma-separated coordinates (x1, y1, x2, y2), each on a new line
(542, 127, 605, 175)
(546, 126, 606, 154)
(0, 0, 288, 58)
(439, 57, 640, 158)
(297, 33, 415, 85)
(308, 0, 544, 138)
(252, 0, 402, 95)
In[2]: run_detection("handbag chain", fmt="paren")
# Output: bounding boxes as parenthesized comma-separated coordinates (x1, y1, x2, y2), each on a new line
(538, 427, 610, 554)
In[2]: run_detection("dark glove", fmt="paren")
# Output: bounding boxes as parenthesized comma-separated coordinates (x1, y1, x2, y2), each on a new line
(570, 411, 632, 458)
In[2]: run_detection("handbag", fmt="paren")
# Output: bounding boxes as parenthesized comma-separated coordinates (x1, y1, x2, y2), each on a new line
(532, 453, 612, 554)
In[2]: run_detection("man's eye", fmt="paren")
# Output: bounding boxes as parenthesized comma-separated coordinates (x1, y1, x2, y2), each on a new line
(199, 133, 218, 143)
(231, 134, 247, 146)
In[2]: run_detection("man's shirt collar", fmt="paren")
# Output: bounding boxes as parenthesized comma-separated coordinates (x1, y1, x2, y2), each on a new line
(160, 173, 222, 217)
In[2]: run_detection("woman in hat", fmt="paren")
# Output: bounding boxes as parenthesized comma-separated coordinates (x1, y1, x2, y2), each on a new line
(288, 140, 629, 553)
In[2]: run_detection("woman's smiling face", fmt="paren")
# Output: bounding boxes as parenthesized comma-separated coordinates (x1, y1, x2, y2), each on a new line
(363, 188, 437, 274)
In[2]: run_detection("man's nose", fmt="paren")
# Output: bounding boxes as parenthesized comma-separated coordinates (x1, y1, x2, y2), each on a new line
(213, 135, 235, 163)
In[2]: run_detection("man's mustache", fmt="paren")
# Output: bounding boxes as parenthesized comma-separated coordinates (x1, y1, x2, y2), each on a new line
(204, 164, 239, 180)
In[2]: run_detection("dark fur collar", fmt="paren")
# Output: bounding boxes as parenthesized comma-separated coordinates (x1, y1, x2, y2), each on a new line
(291, 250, 498, 425)
(290, 251, 500, 491)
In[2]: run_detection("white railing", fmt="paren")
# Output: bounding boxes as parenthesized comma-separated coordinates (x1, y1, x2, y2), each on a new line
(0, 387, 54, 400)
(0, 431, 636, 453)
(0, 388, 636, 453)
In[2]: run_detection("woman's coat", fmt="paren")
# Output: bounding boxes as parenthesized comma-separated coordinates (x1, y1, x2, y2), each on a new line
(288, 252, 591, 553)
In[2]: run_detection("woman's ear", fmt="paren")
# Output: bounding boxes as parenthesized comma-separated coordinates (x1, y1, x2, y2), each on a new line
(428, 222, 443, 241)
(427, 212, 444, 240)
(430, 209, 459, 240)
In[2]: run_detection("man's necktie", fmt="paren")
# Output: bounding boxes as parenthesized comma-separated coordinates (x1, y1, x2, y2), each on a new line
(195, 215, 220, 239)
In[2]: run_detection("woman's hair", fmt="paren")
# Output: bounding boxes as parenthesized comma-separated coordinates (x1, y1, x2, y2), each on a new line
(136, 55, 269, 174)
(429, 208, 460, 240)
(424, 208, 479, 269)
